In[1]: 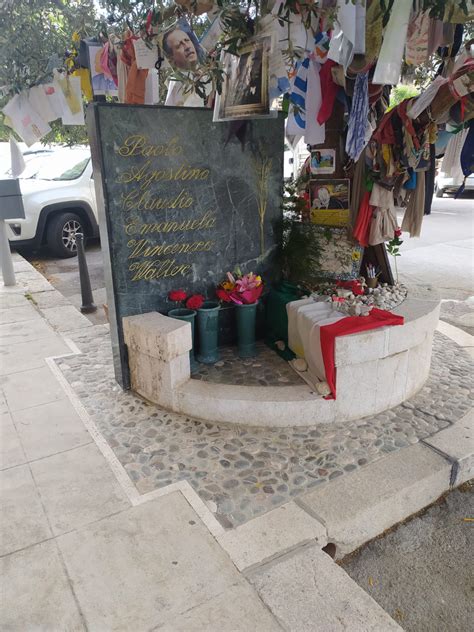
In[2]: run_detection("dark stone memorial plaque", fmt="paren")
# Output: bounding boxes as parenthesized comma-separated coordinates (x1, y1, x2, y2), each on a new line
(87, 103, 284, 388)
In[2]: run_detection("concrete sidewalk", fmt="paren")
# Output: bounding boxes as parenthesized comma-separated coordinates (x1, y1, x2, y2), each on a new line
(1, 253, 472, 631)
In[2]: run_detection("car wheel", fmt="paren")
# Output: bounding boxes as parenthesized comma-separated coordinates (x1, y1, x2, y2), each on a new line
(46, 212, 83, 258)
(435, 185, 444, 198)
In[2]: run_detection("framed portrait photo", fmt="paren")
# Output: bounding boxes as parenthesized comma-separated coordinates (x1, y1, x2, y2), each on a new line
(213, 36, 271, 122)
(161, 17, 208, 71)
(310, 179, 350, 227)
(310, 148, 336, 175)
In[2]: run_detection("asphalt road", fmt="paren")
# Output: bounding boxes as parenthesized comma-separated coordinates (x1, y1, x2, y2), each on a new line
(341, 483, 474, 632)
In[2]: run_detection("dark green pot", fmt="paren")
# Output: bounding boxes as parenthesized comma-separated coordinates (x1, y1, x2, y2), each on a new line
(197, 301, 220, 364)
(236, 302, 258, 358)
(168, 308, 197, 371)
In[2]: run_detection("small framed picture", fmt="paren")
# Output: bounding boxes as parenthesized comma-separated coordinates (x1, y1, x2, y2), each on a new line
(310, 179, 350, 227)
(310, 149, 336, 175)
(213, 36, 271, 122)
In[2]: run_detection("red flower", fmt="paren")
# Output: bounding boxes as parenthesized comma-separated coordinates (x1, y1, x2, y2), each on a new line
(185, 294, 205, 310)
(168, 289, 187, 302)
(216, 288, 232, 303)
(394, 228, 402, 237)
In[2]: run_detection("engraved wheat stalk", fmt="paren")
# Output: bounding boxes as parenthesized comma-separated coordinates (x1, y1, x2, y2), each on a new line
(253, 155, 272, 256)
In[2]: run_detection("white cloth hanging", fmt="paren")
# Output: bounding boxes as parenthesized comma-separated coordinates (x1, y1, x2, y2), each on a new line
(304, 59, 325, 146)
(441, 128, 469, 184)
(2, 92, 51, 146)
(407, 76, 447, 119)
(9, 136, 25, 178)
(373, 0, 412, 85)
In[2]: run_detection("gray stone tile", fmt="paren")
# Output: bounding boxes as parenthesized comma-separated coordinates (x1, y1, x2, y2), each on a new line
(248, 544, 402, 631)
(30, 443, 129, 535)
(0, 335, 72, 376)
(13, 399, 92, 462)
(0, 293, 27, 309)
(0, 302, 40, 324)
(154, 581, 282, 631)
(1, 366, 66, 412)
(29, 289, 70, 309)
(0, 464, 52, 556)
(41, 305, 93, 332)
(57, 492, 252, 631)
(1, 540, 85, 631)
(0, 412, 26, 470)
(0, 318, 54, 346)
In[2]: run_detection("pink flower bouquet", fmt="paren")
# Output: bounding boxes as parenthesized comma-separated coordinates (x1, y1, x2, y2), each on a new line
(216, 271, 264, 305)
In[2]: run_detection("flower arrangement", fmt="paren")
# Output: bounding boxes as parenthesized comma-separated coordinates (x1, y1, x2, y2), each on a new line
(216, 270, 264, 305)
(168, 289, 204, 311)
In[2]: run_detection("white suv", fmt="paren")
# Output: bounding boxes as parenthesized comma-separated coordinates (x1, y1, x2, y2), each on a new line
(5, 146, 99, 258)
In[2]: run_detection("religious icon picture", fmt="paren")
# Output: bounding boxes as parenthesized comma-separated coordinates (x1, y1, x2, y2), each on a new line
(310, 179, 350, 227)
(161, 17, 208, 71)
(88, 44, 118, 97)
(213, 35, 271, 122)
(310, 149, 336, 175)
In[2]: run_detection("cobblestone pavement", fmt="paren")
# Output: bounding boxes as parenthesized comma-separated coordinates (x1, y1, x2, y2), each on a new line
(55, 328, 473, 528)
(192, 342, 304, 386)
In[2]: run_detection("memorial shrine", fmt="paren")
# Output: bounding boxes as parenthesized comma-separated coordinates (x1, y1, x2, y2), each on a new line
(5, 0, 471, 427)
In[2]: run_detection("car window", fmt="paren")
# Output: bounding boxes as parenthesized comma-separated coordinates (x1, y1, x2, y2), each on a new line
(18, 151, 90, 181)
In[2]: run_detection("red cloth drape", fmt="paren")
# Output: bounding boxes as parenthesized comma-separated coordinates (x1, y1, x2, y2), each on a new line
(353, 191, 374, 247)
(317, 60, 339, 125)
(319, 308, 405, 399)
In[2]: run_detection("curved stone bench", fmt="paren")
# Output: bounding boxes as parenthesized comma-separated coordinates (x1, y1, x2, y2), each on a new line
(123, 286, 440, 427)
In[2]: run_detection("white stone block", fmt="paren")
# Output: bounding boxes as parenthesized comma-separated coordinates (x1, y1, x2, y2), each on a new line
(177, 381, 336, 427)
(334, 359, 379, 420)
(335, 327, 388, 367)
(218, 502, 327, 571)
(297, 444, 451, 556)
(405, 333, 433, 399)
(424, 410, 474, 486)
(387, 299, 439, 356)
(374, 350, 408, 411)
(248, 544, 403, 631)
(123, 312, 192, 361)
(128, 349, 190, 409)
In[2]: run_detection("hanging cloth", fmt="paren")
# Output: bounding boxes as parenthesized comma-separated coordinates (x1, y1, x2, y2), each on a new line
(316, 60, 338, 125)
(372, 0, 411, 85)
(407, 76, 447, 120)
(304, 59, 325, 146)
(350, 153, 367, 229)
(405, 11, 430, 66)
(124, 37, 148, 105)
(345, 72, 369, 161)
(455, 121, 474, 198)
(441, 128, 468, 183)
(368, 183, 398, 245)
(353, 191, 374, 247)
(286, 57, 310, 137)
(401, 171, 426, 237)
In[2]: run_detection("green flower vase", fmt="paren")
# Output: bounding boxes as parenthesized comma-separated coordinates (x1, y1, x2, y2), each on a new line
(196, 301, 220, 364)
(236, 302, 258, 358)
(168, 308, 197, 372)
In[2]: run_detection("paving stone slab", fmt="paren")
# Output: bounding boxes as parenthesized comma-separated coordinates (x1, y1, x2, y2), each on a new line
(0, 303, 40, 324)
(297, 444, 452, 556)
(13, 399, 92, 462)
(0, 540, 85, 631)
(153, 581, 282, 631)
(41, 305, 94, 332)
(0, 464, 52, 556)
(29, 289, 71, 309)
(30, 443, 129, 535)
(0, 293, 28, 309)
(57, 492, 272, 631)
(0, 317, 55, 346)
(0, 335, 73, 376)
(1, 366, 67, 412)
(218, 501, 327, 571)
(0, 412, 26, 471)
(248, 544, 402, 631)
(423, 409, 474, 485)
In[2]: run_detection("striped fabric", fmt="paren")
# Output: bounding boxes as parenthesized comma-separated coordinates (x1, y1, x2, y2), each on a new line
(286, 57, 310, 135)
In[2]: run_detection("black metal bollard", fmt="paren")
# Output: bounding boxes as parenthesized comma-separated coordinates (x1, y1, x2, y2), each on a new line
(76, 233, 97, 314)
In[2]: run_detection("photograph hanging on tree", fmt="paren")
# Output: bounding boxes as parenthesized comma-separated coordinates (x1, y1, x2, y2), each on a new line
(310, 149, 336, 175)
(161, 17, 208, 71)
(213, 35, 271, 122)
(88, 44, 118, 97)
(310, 179, 350, 227)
